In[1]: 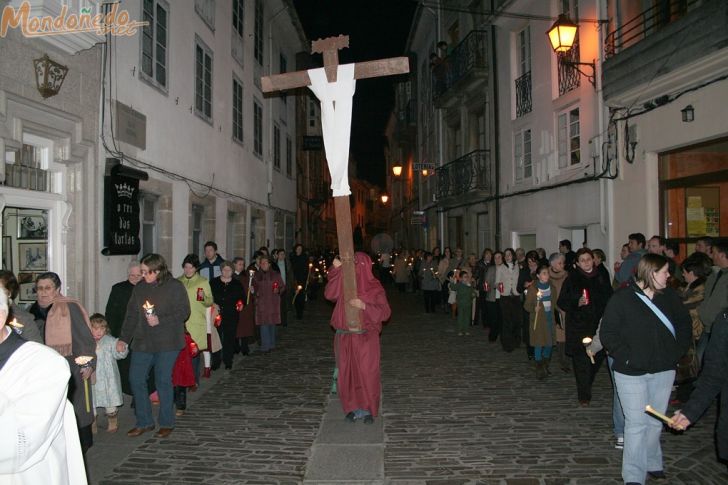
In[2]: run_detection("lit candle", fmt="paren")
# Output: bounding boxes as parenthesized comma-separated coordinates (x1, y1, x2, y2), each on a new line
(142, 300, 155, 316)
(74, 356, 94, 413)
(292, 284, 303, 304)
(8, 318, 24, 334)
(582, 337, 595, 364)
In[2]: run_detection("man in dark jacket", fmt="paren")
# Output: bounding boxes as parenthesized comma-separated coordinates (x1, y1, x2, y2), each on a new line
(199, 241, 225, 282)
(671, 309, 728, 465)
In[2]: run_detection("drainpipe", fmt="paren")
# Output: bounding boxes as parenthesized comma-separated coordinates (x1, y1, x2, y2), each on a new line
(491, 26, 501, 250)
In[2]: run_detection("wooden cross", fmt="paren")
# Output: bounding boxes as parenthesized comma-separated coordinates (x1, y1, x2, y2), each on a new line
(262, 35, 408, 330)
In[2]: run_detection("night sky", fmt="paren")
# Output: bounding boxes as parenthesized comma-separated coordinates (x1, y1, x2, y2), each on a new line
(292, 0, 418, 187)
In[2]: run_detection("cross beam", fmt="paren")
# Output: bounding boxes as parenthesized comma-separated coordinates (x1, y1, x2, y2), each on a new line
(261, 35, 409, 330)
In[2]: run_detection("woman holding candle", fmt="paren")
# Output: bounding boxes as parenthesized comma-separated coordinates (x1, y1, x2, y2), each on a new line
(496, 248, 521, 352)
(252, 257, 286, 353)
(557, 248, 613, 407)
(601, 254, 691, 484)
(483, 251, 504, 342)
(118, 253, 190, 438)
(28, 272, 96, 454)
(211, 261, 245, 369)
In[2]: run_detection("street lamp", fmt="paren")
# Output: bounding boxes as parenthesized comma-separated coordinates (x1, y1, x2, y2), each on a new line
(380, 194, 389, 204)
(392, 164, 402, 177)
(681, 105, 694, 122)
(546, 15, 596, 89)
(547, 14, 578, 53)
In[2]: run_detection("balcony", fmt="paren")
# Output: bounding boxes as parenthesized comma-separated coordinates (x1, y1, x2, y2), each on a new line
(435, 149, 492, 206)
(515, 71, 532, 117)
(432, 30, 488, 109)
(602, 0, 727, 102)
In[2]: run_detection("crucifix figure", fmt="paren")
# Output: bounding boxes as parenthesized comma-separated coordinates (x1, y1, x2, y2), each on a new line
(262, 35, 408, 330)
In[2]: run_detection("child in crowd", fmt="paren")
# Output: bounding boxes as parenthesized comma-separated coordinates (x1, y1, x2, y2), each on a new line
(523, 264, 555, 379)
(452, 270, 476, 336)
(90, 313, 128, 432)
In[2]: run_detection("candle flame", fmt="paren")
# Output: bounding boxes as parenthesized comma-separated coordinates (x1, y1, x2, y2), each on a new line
(8, 318, 23, 329)
(582, 337, 592, 345)
(142, 300, 154, 310)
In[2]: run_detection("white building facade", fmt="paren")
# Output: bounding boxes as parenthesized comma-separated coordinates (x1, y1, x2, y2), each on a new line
(493, 0, 609, 255)
(1, 0, 307, 312)
(600, 0, 728, 258)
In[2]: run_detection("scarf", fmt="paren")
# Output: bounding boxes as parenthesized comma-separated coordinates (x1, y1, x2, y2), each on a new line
(44, 296, 93, 357)
(536, 281, 553, 324)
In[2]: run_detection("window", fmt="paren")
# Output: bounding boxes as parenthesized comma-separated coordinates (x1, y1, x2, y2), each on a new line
(558, 107, 580, 167)
(191, 204, 203, 256)
(195, 38, 213, 122)
(514, 129, 532, 181)
(141, 0, 168, 89)
(286, 136, 292, 177)
(233, 77, 243, 143)
(232, 0, 243, 36)
(515, 26, 532, 117)
(517, 26, 531, 76)
(140, 193, 158, 256)
(254, 0, 263, 65)
(253, 100, 263, 157)
(273, 124, 281, 170)
(194, 0, 215, 31)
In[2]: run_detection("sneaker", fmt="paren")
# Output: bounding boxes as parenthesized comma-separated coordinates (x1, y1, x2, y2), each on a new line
(615, 437, 624, 449)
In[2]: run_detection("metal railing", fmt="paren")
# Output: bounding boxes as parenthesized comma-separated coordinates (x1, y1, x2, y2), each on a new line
(605, 0, 699, 58)
(515, 71, 532, 117)
(432, 30, 488, 100)
(435, 149, 491, 200)
(558, 36, 581, 95)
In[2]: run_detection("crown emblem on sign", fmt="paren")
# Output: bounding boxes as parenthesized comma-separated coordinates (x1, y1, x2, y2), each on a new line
(114, 182, 135, 198)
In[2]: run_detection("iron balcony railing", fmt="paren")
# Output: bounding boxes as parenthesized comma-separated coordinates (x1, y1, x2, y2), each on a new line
(515, 71, 532, 117)
(432, 30, 488, 100)
(605, 0, 700, 58)
(436, 149, 491, 200)
(558, 35, 581, 96)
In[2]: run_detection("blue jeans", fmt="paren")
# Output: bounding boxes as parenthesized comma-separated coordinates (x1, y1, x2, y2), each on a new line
(614, 370, 675, 484)
(260, 325, 277, 351)
(608, 357, 625, 438)
(129, 350, 179, 429)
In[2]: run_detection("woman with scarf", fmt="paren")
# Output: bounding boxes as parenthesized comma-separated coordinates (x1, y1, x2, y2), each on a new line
(325, 252, 391, 424)
(557, 248, 613, 406)
(524, 263, 556, 379)
(548, 253, 570, 372)
(29, 272, 96, 453)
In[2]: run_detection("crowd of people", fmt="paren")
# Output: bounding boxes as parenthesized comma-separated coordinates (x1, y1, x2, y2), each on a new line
(379, 234, 727, 484)
(1, 232, 726, 484)
(0, 241, 344, 483)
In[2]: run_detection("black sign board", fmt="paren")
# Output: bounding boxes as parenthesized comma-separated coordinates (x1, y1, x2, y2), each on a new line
(303, 135, 323, 151)
(102, 172, 141, 255)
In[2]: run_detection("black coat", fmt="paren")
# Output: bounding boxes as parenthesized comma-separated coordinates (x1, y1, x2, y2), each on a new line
(681, 310, 728, 460)
(600, 282, 691, 375)
(557, 267, 613, 353)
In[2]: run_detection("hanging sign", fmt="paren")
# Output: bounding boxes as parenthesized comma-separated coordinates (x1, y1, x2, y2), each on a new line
(102, 171, 140, 255)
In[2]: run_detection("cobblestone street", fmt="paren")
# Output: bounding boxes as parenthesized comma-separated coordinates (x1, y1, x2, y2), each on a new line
(88, 289, 726, 484)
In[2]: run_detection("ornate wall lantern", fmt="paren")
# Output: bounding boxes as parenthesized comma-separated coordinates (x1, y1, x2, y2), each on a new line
(33, 54, 69, 98)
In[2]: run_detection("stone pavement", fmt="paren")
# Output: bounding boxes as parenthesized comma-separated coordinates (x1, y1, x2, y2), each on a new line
(86, 289, 726, 484)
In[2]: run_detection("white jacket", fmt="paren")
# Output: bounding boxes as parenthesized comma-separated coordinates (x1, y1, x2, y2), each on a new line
(0, 336, 87, 485)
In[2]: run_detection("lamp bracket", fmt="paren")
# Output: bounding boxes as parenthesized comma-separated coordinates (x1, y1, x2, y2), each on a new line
(562, 59, 597, 89)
